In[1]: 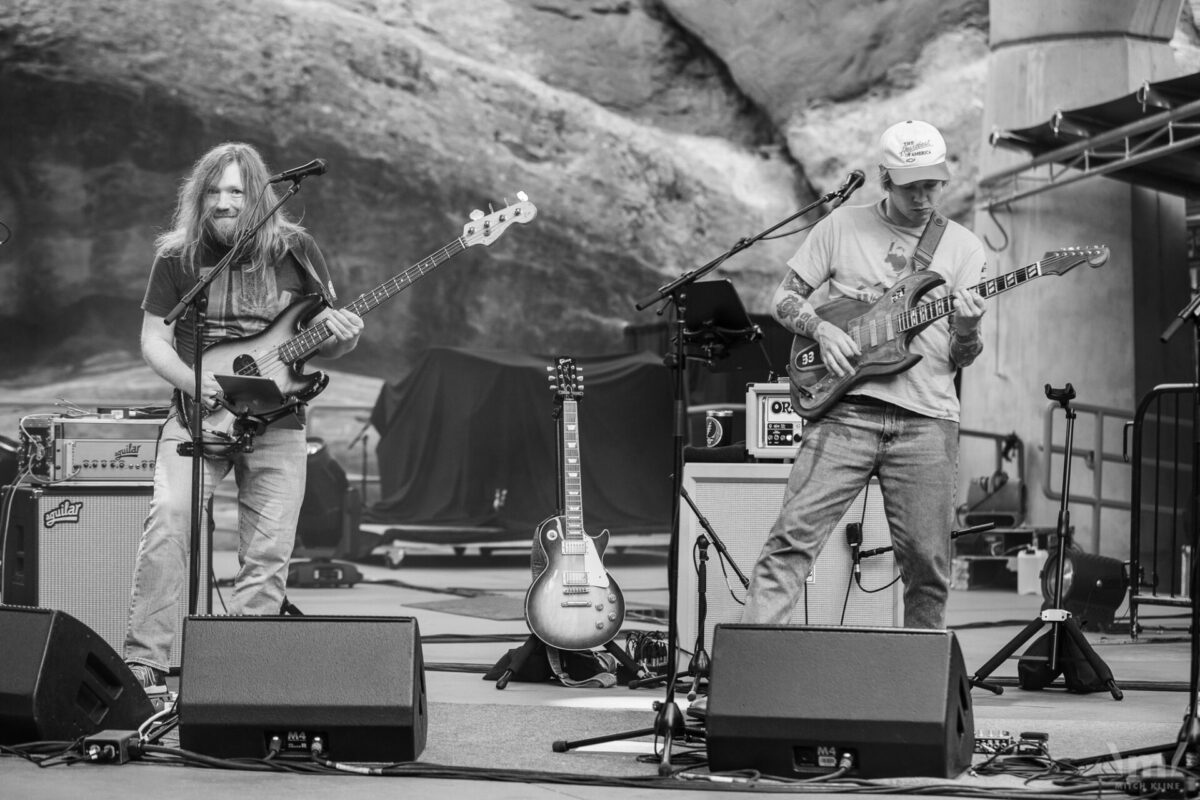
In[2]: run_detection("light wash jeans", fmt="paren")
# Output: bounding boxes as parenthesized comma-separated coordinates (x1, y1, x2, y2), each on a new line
(741, 399, 959, 629)
(124, 414, 307, 673)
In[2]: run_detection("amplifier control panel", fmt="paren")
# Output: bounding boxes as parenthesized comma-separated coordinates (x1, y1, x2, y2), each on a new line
(745, 383, 803, 459)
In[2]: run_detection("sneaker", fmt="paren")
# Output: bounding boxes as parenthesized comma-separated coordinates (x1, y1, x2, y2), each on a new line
(128, 664, 165, 689)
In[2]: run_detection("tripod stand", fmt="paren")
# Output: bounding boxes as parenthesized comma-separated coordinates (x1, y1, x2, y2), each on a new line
(968, 383, 1122, 700)
(1063, 290, 1200, 772)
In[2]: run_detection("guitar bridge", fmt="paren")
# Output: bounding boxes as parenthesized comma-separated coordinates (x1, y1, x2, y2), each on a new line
(560, 601, 591, 607)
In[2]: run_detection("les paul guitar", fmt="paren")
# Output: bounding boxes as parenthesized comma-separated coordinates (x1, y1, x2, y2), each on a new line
(525, 357, 625, 651)
(789, 245, 1110, 421)
(182, 193, 537, 436)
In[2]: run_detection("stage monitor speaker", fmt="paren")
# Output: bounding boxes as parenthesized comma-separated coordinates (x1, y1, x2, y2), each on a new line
(706, 625, 974, 779)
(1, 485, 209, 668)
(677, 463, 902, 650)
(0, 606, 154, 745)
(179, 615, 427, 762)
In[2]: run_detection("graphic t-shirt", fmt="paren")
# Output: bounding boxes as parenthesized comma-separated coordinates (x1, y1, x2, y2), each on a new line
(141, 232, 328, 368)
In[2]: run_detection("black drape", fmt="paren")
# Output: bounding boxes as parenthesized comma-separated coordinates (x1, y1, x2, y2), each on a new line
(365, 347, 675, 537)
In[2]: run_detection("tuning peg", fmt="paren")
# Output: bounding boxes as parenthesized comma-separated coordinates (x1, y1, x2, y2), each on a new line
(469, 209, 484, 221)
(517, 191, 528, 202)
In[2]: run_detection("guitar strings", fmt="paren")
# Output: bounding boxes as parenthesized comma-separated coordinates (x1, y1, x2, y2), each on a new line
(223, 238, 468, 382)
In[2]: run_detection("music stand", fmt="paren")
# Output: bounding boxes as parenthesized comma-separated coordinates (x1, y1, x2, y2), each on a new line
(214, 374, 304, 433)
(681, 279, 772, 376)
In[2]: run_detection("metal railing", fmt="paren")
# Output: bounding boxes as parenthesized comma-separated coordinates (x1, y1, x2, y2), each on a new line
(1125, 383, 1196, 639)
(1042, 398, 1133, 552)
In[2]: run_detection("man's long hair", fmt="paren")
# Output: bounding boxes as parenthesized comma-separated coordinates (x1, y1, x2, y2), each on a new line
(155, 142, 304, 274)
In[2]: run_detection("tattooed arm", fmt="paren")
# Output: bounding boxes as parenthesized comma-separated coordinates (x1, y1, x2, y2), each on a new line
(772, 271, 861, 377)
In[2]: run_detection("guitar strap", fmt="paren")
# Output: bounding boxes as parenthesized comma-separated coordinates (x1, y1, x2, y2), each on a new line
(911, 210, 948, 272)
(545, 646, 619, 689)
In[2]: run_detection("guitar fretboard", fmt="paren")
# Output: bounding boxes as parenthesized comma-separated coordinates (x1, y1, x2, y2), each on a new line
(853, 257, 1063, 347)
(560, 399, 586, 553)
(270, 237, 468, 367)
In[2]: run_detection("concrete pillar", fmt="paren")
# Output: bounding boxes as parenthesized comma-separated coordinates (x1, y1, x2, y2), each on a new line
(964, 0, 1186, 557)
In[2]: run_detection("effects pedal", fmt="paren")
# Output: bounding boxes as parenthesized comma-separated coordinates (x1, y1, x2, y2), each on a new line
(974, 729, 1016, 755)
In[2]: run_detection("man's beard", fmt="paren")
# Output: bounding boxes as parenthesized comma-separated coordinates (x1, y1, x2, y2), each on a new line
(207, 213, 239, 246)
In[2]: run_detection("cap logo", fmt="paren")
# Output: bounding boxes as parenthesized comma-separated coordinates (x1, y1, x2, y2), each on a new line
(900, 139, 935, 163)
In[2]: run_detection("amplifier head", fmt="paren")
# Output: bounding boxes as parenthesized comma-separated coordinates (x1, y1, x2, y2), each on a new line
(19, 415, 164, 483)
(745, 382, 803, 459)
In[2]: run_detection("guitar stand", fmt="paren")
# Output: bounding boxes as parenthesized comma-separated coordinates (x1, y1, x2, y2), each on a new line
(495, 633, 650, 690)
(968, 384, 1122, 701)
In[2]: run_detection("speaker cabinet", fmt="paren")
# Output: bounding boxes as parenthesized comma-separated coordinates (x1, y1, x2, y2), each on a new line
(179, 616, 428, 761)
(0, 606, 154, 744)
(707, 625, 974, 779)
(677, 463, 902, 650)
(1, 485, 209, 668)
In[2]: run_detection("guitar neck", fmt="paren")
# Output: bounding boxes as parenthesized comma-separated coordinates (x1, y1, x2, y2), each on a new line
(893, 259, 1047, 334)
(560, 399, 586, 545)
(278, 236, 468, 363)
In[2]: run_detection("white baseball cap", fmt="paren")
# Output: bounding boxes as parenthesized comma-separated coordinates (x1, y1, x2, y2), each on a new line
(880, 120, 951, 185)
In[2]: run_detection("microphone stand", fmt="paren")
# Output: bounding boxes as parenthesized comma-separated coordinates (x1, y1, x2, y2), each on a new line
(619, 183, 851, 774)
(856, 522, 997, 564)
(627, 484, 749, 697)
(163, 176, 311, 616)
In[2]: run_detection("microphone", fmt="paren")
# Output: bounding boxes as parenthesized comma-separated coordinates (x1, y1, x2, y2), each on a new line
(267, 158, 328, 184)
(846, 522, 863, 576)
(829, 169, 866, 209)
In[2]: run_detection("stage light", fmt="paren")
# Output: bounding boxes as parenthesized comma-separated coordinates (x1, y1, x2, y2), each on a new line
(1041, 547, 1128, 631)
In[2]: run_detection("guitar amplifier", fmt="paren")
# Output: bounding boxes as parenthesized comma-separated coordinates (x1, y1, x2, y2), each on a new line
(18, 415, 163, 484)
(1, 485, 209, 668)
(745, 382, 804, 459)
(677, 462, 902, 651)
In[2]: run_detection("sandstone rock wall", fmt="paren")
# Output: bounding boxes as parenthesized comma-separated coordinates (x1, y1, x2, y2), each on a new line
(0, 0, 1015, 383)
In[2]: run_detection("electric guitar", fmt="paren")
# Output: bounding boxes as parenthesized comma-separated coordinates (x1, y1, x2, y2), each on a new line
(525, 357, 626, 651)
(181, 193, 537, 437)
(789, 245, 1109, 421)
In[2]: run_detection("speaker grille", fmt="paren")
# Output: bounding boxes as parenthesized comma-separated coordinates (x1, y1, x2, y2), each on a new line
(677, 463, 902, 649)
(3, 486, 209, 668)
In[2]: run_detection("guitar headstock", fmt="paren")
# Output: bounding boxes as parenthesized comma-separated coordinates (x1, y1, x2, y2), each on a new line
(1041, 245, 1109, 276)
(462, 191, 537, 248)
(547, 357, 583, 401)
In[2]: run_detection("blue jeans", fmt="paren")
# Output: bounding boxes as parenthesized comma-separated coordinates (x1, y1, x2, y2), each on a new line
(741, 400, 959, 629)
(124, 415, 307, 672)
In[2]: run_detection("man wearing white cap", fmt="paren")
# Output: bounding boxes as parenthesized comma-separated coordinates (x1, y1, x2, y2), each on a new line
(741, 120, 987, 630)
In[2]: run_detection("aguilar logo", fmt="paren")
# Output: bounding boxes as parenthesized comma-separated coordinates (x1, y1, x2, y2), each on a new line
(114, 443, 141, 460)
(44, 499, 84, 528)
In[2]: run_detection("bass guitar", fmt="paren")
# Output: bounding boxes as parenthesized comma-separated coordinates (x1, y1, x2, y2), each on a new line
(525, 357, 626, 651)
(182, 193, 537, 437)
(789, 245, 1109, 421)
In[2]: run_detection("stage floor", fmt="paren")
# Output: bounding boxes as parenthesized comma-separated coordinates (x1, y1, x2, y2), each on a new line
(2, 544, 1192, 800)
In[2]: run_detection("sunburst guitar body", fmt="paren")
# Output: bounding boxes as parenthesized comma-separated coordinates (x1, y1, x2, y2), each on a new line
(525, 358, 626, 651)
